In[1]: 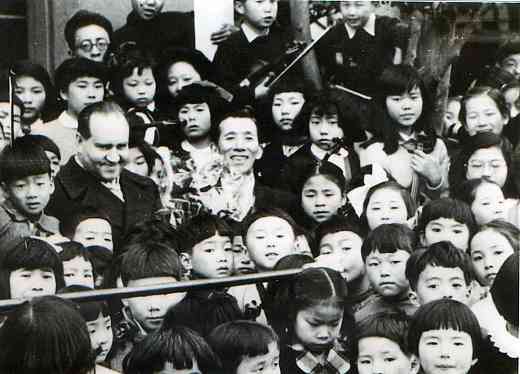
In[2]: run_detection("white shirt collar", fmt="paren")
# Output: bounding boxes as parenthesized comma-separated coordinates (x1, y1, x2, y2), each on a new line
(241, 22, 269, 43)
(59, 111, 78, 129)
(344, 13, 376, 38)
(310, 144, 327, 160)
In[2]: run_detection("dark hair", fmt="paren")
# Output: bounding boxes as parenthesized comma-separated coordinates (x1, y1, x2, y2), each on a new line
(122, 215, 180, 251)
(242, 207, 297, 241)
(123, 326, 220, 374)
(120, 241, 183, 286)
(298, 160, 347, 197)
(490, 254, 518, 327)
(77, 100, 126, 139)
(54, 57, 108, 94)
(64, 9, 113, 51)
(128, 143, 162, 179)
(22, 134, 61, 160)
(0, 237, 65, 299)
(372, 64, 435, 154)
(405, 242, 474, 291)
(12, 60, 57, 122)
(214, 107, 258, 142)
(177, 213, 233, 254)
(274, 254, 315, 270)
(0, 136, 50, 183)
(459, 86, 509, 126)
(314, 215, 364, 257)
(359, 181, 416, 230)
(58, 284, 110, 322)
(408, 299, 481, 357)
(448, 132, 515, 197)
(451, 178, 502, 209)
(361, 223, 418, 262)
(472, 219, 520, 254)
(351, 311, 412, 359)
(208, 320, 279, 374)
(57, 240, 91, 262)
(85, 245, 113, 284)
(0, 296, 95, 374)
(416, 198, 476, 238)
(110, 44, 155, 104)
(60, 206, 112, 239)
(496, 40, 520, 65)
(266, 267, 351, 343)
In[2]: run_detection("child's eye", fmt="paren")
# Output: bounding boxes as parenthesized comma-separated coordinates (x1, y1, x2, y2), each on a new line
(342, 247, 351, 251)
(42, 273, 54, 280)
(370, 207, 381, 211)
(255, 235, 265, 240)
(453, 229, 463, 234)
(385, 357, 396, 362)
(427, 284, 438, 289)
(89, 329, 96, 335)
(359, 359, 371, 365)
(452, 283, 463, 289)
(204, 248, 215, 253)
(276, 234, 285, 239)
(64, 273, 74, 278)
(431, 228, 442, 233)
(84, 273, 93, 278)
(391, 260, 402, 265)
(493, 250, 504, 256)
(472, 255, 483, 262)
(426, 341, 438, 346)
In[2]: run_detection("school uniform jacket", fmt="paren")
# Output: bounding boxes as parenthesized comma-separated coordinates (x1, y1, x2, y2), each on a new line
(46, 157, 162, 252)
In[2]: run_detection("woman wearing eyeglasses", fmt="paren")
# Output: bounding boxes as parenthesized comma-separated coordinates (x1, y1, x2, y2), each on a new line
(65, 10, 113, 63)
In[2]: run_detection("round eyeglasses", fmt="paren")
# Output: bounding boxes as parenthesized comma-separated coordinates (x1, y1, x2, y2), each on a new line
(76, 38, 109, 53)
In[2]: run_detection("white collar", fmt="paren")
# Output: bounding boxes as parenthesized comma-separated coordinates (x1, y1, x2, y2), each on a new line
(59, 111, 78, 129)
(310, 144, 327, 160)
(241, 22, 269, 43)
(181, 140, 214, 153)
(147, 101, 155, 112)
(344, 13, 376, 38)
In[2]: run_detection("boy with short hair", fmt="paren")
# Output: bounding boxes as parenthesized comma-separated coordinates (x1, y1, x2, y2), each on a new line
(0, 76, 24, 151)
(358, 223, 418, 321)
(31, 57, 107, 164)
(24, 134, 62, 178)
(60, 207, 113, 252)
(0, 137, 59, 250)
(351, 311, 419, 374)
(405, 241, 473, 306)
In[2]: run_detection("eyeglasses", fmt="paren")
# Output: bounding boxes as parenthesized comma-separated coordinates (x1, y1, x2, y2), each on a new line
(466, 160, 506, 170)
(76, 38, 109, 53)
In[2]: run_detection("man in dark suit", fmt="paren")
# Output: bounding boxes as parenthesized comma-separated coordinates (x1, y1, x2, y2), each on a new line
(46, 101, 162, 252)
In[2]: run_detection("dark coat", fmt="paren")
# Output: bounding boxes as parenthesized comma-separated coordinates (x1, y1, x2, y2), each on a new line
(46, 158, 162, 252)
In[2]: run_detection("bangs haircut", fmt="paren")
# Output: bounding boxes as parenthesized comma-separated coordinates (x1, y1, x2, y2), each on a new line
(361, 223, 418, 261)
(123, 326, 220, 374)
(0, 237, 64, 299)
(85, 245, 113, 278)
(177, 213, 233, 254)
(408, 299, 481, 357)
(0, 137, 50, 183)
(242, 207, 297, 241)
(60, 206, 111, 239)
(110, 43, 155, 98)
(0, 296, 95, 374)
(120, 241, 182, 285)
(351, 311, 412, 358)
(416, 198, 476, 237)
(57, 241, 89, 262)
(474, 219, 520, 253)
(23, 134, 61, 160)
(208, 320, 279, 374)
(315, 215, 364, 254)
(55, 57, 108, 94)
(405, 242, 474, 291)
(123, 214, 180, 252)
(58, 285, 110, 322)
(460, 86, 509, 122)
(451, 178, 501, 207)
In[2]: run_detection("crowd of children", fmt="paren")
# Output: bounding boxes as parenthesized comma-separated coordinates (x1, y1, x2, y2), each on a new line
(0, 0, 518, 373)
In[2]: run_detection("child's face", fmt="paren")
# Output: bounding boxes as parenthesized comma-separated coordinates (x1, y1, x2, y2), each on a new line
(123, 67, 156, 109)
(132, 0, 165, 20)
(73, 218, 113, 251)
(189, 233, 233, 278)
(235, 0, 278, 32)
(423, 218, 470, 251)
(301, 175, 345, 223)
(366, 249, 411, 298)
(167, 61, 201, 98)
(6, 173, 54, 219)
(232, 235, 256, 274)
(218, 117, 262, 175)
(246, 216, 295, 271)
(73, 24, 110, 62)
(470, 229, 515, 286)
(501, 53, 520, 80)
(418, 329, 476, 374)
(357, 337, 418, 374)
(44, 151, 61, 178)
(126, 147, 149, 177)
(154, 361, 201, 374)
(9, 268, 56, 298)
(385, 87, 423, 129)
(15, 75, 46, 122)
(464, 94, 507, 136)
(87, 312, 113, 363)
(415, 265, 469, 305)
(308, 109, 343, 151)
(271, 92, 305, 131)
(443, 100, 461, 130)
(63, 255, 95, 289)
(365, 188, 408, 230)
(319, 231, 365, 283)
(339, 1, 374, 30)
(125, 276, 186, 333)
(503, 86, 520, 118)
(465, 147, 508, 188)
(294, 302, 343, 352)
(470, 182, 507, 225)
(61, 77, 104, 116)
(0, 102, 23, 146)
(179, 103, 212, 141)
(236, 341, 280, 374)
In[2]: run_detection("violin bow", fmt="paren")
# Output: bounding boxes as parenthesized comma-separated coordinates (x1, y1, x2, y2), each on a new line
(8, 68, 15, 147)
(267, 25, 334, 89)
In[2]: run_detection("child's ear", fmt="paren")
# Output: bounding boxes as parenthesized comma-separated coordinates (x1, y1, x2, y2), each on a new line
(59, 89, 69, 102)
(419, 232, 426, 246)
(76, 132, 84, 146)
(180, 252, 193, 271)
(409, 354, 420, 374)
(234, 0, 245, 16)
(48, 177, 55, 195)
(408, 290, 420, 306)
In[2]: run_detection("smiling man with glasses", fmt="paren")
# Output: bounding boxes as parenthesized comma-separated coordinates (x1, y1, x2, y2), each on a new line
(65, 10, 114, 63)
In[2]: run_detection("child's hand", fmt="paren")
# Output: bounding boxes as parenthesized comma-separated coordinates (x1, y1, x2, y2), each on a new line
(210, 23, 239, 45)
(410, 149, 442, 187)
